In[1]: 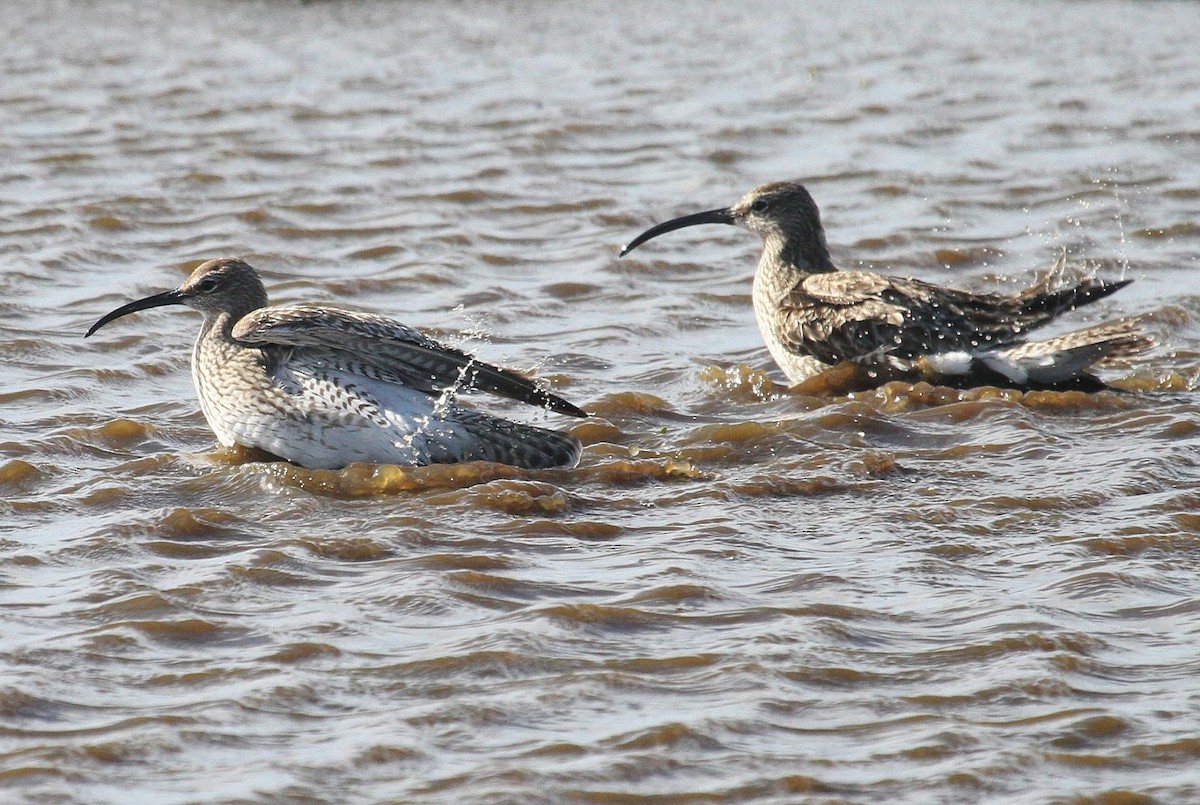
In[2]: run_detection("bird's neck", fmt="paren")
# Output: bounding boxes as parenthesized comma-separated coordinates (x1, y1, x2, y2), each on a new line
(763, 230, 836, 275)
(195, 308, 265, 373)
(199, 291, 268, 343)
(198, 310, 240, 343)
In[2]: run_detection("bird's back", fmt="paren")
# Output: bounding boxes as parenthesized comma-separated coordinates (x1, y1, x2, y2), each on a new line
(194, 304, 584, 470)
(754, 257, 1143, 385)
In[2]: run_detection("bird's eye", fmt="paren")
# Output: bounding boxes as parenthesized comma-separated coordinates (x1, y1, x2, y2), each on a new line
(198, 278, 220, 293)
(750, 198, 769, 213)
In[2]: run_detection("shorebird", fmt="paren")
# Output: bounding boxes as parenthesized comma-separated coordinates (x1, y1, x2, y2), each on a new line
(620, 180, 1151, 391)
(86, 258, 587, 470)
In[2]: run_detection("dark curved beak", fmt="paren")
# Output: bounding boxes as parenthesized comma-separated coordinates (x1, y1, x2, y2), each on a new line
(85, 289, 187, 337)
(619, 207, 736, 257)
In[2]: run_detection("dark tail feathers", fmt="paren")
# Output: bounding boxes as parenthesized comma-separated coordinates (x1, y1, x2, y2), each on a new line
(1018, 277, 1132, 321)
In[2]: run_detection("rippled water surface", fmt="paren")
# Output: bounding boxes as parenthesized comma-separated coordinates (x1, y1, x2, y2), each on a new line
(4, 0, 1200, 802)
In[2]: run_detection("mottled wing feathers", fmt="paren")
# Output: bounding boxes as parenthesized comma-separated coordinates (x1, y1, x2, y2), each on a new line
(777, 271, 1136, 370)
(1001, 319, 1153, 367)
(231, 304, 586, 417)
(777, 272, 1015, 365)
(799, 271, 896, 304)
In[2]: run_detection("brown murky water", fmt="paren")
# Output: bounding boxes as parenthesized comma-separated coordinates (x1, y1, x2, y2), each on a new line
(3, 0, 1200, 802)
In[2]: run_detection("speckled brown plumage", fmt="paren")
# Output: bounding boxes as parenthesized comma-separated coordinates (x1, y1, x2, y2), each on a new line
(86, 258, 586, 470)
(622, 180, 1151, 390)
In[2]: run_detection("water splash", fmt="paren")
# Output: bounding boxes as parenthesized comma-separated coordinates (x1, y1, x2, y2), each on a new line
(1102, 174, 1131, 280)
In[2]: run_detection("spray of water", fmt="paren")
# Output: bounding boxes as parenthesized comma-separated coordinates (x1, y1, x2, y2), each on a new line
(388, 303, 557, 462)
(1097, 173, 1131, 280)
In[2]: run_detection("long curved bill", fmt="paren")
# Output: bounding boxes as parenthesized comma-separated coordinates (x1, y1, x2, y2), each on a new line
(618, 207, 736, 257)
(85, 289, 186, 337)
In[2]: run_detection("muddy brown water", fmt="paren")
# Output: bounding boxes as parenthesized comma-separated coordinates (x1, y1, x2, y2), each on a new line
(3, 1, 1200, 803)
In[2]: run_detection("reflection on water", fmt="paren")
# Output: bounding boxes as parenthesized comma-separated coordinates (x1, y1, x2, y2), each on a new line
(3, 0, 1200, 802)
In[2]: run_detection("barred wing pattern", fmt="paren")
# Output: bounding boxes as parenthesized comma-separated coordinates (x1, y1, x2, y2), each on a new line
(232, 304, 586, 417)
(777, 271, 1135, 371)
(777, 272, 1020, 367)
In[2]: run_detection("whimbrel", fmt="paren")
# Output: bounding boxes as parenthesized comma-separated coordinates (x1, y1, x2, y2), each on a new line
(620, 180, 1151, 391)
(86, 258, 586, 469)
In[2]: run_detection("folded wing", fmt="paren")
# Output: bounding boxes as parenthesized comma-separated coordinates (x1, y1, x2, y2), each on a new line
(231, 304, 587, 417)
(774, 272, 1015, 365)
